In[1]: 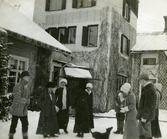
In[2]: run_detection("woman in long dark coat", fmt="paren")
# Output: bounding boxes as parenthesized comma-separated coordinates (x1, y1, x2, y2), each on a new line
(55, 78, 70, 134)
(73, 83, 94, 138)
(36, 82, 59, 138)
(151, 83, 162, 138)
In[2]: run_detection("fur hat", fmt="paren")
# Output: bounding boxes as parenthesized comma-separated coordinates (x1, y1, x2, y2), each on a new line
(120, 83, 131, 94)
(139, 73, 149, 81)
(154, 83, 162, 92)
(86, 83, 93, 88)
(20, 71, 30, 78)
(59, 78, 67, 85)
(46, 82, 55, 88)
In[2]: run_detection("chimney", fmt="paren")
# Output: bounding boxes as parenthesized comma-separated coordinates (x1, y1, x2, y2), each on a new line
(164, 16, 167, 32)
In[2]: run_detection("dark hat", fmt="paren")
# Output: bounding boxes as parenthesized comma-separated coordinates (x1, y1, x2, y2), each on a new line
(20, 71, 30, 78)
(46, 82, 55, 88)
(139, 73, 149, 81)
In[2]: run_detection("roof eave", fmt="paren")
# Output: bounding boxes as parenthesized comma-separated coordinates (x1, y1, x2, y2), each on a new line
(6, 29, 71, 56)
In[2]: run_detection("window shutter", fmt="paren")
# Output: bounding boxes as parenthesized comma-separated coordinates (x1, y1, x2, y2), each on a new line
(51, 28, 58, 40)
(128, 6, 131, 22)
(122, 0, 125, 17)
(127, 39, 130, 56)
(82, 26, 88, 46)
(62, 0, 66, 9)
(45, 0, 50, 11)
(92, 0, 96, 7)
(72, 0, 77, 8)
(65, 27, 69, 44)
(121, 34, 124, 53)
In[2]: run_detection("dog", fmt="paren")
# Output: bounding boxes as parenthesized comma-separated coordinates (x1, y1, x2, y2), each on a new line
(90, 126, 113, 139)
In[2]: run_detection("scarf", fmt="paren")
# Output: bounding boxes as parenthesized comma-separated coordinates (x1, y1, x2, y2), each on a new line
(62, 87, 67, 110)
(85, 89, 92, 95)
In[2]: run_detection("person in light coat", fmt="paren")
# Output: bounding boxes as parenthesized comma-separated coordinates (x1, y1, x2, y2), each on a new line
(9, 71, 30, 139)
(120, 83, 139, 139)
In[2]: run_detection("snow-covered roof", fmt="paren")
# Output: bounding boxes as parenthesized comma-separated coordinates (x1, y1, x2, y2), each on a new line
(131, 32, 167, 52)
(0, 0, 71, 54)
(64, 67, 92, 79)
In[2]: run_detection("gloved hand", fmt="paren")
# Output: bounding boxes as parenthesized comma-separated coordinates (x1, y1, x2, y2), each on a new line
(55, 106, 59, 112)
(141, 118, 147, 126)
(120, 106, 129, 113)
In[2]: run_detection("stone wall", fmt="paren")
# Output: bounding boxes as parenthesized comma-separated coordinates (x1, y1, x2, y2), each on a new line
(70, 7, 137, 112)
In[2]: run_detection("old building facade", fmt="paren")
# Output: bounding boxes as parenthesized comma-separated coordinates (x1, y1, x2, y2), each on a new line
(33, 0, 138, 112)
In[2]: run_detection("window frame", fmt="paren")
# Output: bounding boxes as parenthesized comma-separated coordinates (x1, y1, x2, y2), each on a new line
(46, 26, 77, 44)
(122, 0, 131, 22)
(68, 26, 77, 44)
(82, 24, 98, 47)
(8, 55, 29, 92)
(141, 54, 158, 67)
(72, 0, 96, 9)
(142, 58, 156, 65)
(45, 0, 66, 12)
(120, 34, 130, 57)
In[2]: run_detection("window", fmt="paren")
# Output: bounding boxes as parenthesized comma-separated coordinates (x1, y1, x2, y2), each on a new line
(58, 27, 66, 44)
(117, 74, 127, 91)
(82, 25, 98, 47)
(143, 58, 156, 65)
(68, 27, 76, 44)
(45, 0, 66, 11)
(8, 55, 29, 92)
(46, 26, 77, 44)
(123, 0, 131, 22)
(72, 0, 96, 8)
(121, 34, 130, 56)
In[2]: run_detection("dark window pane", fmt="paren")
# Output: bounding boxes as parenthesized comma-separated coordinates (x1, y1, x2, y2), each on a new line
(58, 28, 66, 44)
(82, 26, 88, 46)
(75, 0, 96, 8)
(143, 58, 156, 65)
(121, 34, 130, 56)
(47, 0, 66, 11)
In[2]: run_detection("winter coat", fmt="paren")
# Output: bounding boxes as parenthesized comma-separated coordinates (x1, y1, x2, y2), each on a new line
(73, 90, 94, 133)
(36, 91, 59, 135)
(10, 80, 30, 117)
(114, 92, 126, 113)
(123, 92, 139, 139)
(55, 87, 70, 129)
(136, 83, 156, 122)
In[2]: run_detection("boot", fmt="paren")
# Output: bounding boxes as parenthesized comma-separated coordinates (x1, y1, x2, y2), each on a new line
(139, 135, 145, 139)
(146, 137, 152, 139)
(23, 136, 28, 139)
(9, 133, 14, 139)
(113, 128, 120, 134)
(80, 132, 84, 138)
(22, 132, 28, 139)
(64, 129, 68, 134)
(120, 128, 123, 134)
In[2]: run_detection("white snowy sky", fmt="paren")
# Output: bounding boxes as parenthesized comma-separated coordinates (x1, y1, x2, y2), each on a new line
(3, 0, 167, 32)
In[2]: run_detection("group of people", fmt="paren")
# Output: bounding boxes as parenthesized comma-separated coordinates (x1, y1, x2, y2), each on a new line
(8, 71, 94, 139)
(8, 71, 163, 139)
(114, 73, 162, 139)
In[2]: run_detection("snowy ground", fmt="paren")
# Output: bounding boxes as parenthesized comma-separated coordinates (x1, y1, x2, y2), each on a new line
(0, 110, 167, 139)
